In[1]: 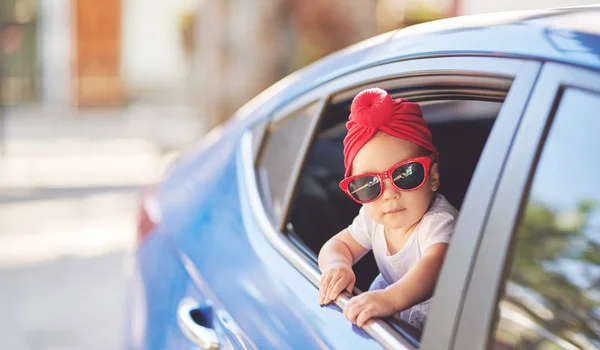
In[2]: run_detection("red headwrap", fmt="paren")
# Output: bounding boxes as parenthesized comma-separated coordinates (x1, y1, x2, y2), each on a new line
(343, 88, 438, 177)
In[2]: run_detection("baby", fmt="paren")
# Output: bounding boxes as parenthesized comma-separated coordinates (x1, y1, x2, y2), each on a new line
(317, 88, 458, 330)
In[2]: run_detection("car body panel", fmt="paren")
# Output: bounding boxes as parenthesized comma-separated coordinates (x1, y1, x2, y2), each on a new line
(124, 232, 195, 349)
(153, 137, 383, 349)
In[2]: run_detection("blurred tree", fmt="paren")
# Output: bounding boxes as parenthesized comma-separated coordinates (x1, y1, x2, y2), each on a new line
(287, 0, 377, 70)
(191, 0, 454, 131)
(376, 0, 451, 32)
(499, 199, 600, 348)
(403, 3, 448, 26)
(178, 9, 197, 57)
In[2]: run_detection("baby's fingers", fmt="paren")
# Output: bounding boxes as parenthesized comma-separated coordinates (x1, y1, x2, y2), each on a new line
(329, 275, 351, 301)
(319, 273, 333, 305)
(343, 299, 361, 324)
(345, 279, 355, 293)
(356, 308, 373, 328)
(325, 275, 343, 303)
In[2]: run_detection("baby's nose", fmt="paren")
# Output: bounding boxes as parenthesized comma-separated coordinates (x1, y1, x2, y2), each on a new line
(381, 178, 400, 200)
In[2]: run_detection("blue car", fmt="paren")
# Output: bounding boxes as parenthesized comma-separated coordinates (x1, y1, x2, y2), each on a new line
(125, 6, 600, 349)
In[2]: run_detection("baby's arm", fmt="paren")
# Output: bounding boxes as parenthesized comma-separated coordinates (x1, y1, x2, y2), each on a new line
(318, 229, 369, 305)
(384, 242, 448, 311)
(344, 242, 448, 327)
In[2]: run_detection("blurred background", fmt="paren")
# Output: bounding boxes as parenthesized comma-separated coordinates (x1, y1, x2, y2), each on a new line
(0, 0, 597, 349)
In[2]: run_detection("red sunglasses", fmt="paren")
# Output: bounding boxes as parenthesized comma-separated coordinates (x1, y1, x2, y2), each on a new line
(339, 154, 435, 204)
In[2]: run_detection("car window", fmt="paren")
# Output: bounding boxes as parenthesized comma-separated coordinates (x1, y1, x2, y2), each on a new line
(492, 89, 600, 349)
(255, 102, 320, 227)
(287, 94, 503, 292)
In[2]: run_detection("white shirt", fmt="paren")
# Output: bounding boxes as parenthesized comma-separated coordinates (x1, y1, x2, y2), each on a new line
(347, 193, 458, 329)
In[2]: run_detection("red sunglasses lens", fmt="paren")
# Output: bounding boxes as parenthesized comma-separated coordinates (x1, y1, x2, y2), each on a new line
(391, 162, 425, 190)
(348, 176, 381, 203)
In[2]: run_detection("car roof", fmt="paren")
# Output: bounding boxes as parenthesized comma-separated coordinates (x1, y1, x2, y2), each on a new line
(233, 6, 600, 125)
(380, 6, 600, 69)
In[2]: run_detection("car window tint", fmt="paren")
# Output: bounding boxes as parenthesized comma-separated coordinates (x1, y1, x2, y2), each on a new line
(493, 89, 600, 349)
(256, 102, 320, 226)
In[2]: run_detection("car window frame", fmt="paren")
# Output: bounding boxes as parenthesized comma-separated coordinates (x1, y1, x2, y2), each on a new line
(453, 63, 600, 350)
(239, 56, 541, 350)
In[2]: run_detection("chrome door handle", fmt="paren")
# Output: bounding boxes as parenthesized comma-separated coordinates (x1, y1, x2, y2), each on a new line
(177, 298, 220, 350)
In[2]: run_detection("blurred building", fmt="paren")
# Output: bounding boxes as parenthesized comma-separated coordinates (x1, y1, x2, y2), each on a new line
(459, 0, 598, 15)
(191, 0, 456, 132)
(191, 1, 378, 131)
(2, 0, 454, 117)
(1, 0, 38, 106)
(17, 0, 592, 120)
(2, 0, 194, 108)
(121, 0, 195, 104)
(39, 0, 69, 106)
(73, 0, 123, 107)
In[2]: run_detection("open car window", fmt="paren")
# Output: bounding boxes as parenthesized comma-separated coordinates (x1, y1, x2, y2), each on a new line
(242, 57, 539, 349)
(282, 77, 513, 345)
(287, 97, 503, 292)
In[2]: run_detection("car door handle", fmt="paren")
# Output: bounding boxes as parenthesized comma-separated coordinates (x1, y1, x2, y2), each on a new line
(177, 298, 220, 350)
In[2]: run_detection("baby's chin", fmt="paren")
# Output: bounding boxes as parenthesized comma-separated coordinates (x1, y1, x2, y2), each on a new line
(384, 221, 413, 231)
(379, 215, 415, 231)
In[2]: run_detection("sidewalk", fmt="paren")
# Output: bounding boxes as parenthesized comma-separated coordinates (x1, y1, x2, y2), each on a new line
(0, 101, 207, 349)
(0, 101, 206, 266)
(0, 102, 206, 190)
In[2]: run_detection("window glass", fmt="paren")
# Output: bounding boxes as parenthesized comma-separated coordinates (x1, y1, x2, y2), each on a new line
(256, 102, 320, 227)
(493, 89, 600, 349)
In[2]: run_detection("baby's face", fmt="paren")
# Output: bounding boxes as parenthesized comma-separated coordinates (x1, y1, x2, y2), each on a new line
(351, 133, 438, 230)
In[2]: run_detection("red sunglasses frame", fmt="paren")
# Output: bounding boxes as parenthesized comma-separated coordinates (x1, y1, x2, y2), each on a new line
(339, 154, 435, 204)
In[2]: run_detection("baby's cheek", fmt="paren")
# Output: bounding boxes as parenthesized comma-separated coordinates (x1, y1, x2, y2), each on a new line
(364, 204, 385, 224)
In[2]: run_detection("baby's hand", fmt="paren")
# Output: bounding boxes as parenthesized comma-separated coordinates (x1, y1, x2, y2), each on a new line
(343, 290, 396, 327)
(319, 262, 355, 305)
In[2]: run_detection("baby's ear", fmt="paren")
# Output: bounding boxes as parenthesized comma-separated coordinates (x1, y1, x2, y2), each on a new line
(430, 161, 440, 176)
(430, 162, 440, 191)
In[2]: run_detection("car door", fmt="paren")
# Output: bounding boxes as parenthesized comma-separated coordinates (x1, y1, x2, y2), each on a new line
(451, 63, 600, 349)
(127, 228, 254, 350)
(242, 56, 542, 349)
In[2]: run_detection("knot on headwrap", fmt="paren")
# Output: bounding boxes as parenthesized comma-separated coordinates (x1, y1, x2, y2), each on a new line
(350, 88, 395, 129)
(343, 88, 438, 177)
